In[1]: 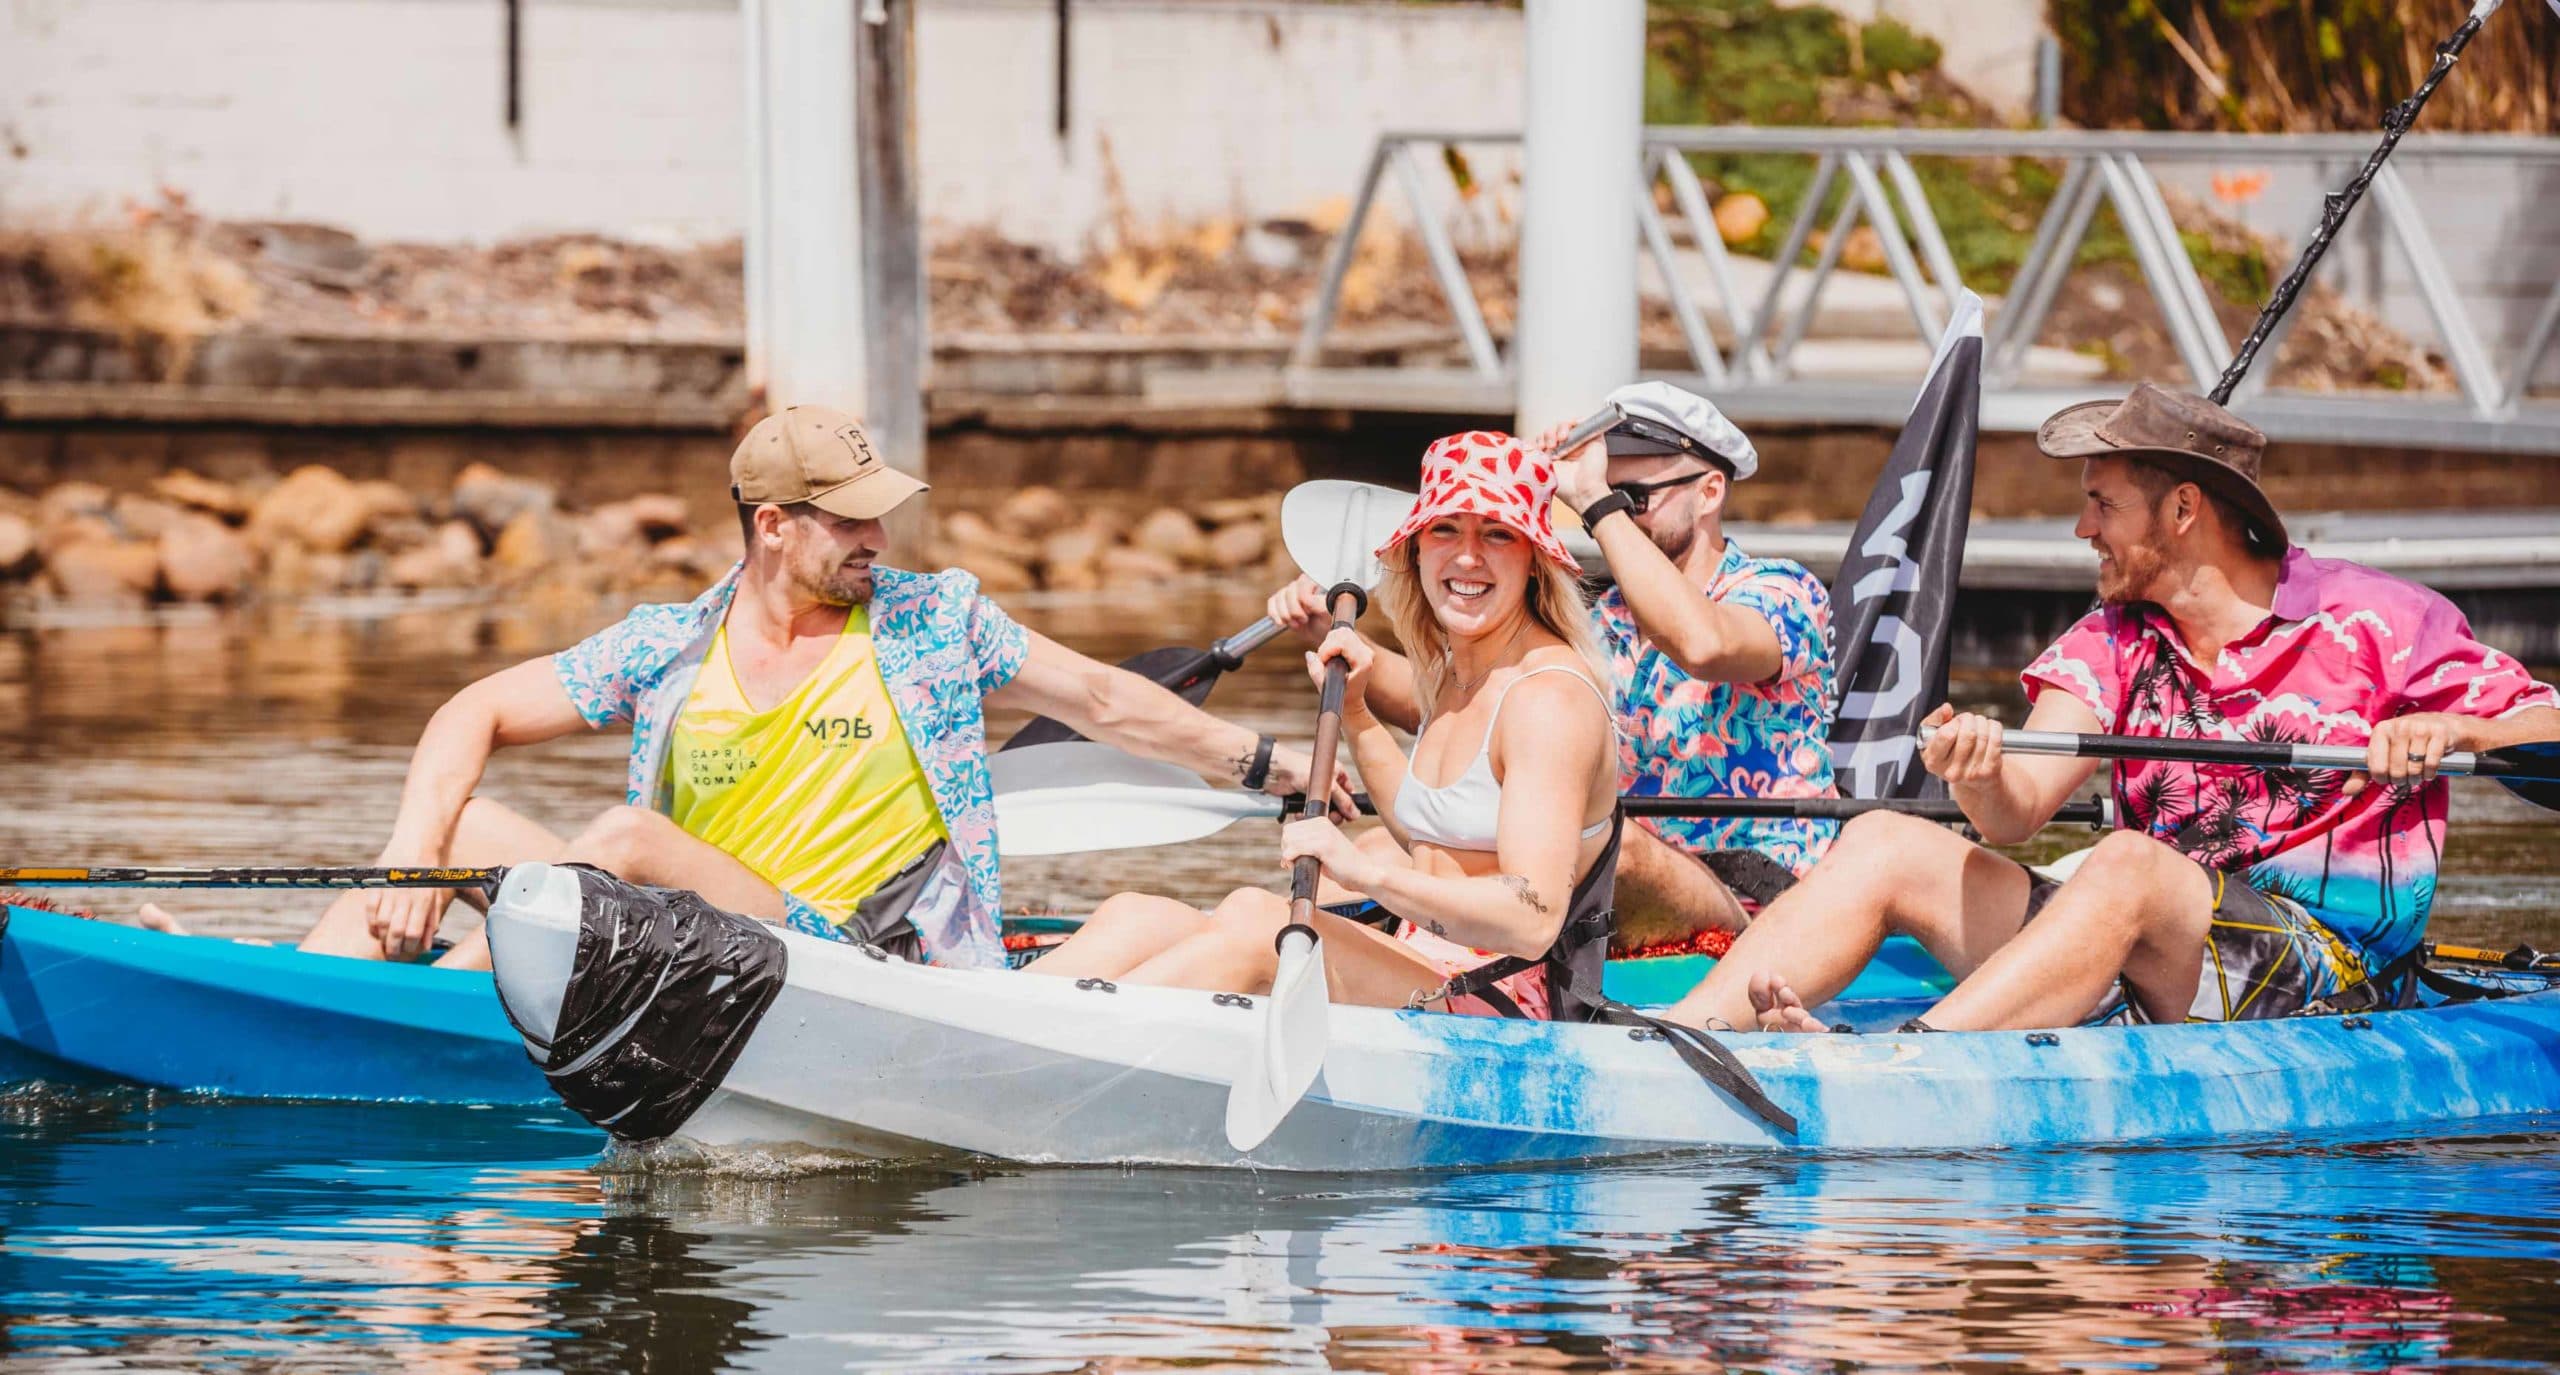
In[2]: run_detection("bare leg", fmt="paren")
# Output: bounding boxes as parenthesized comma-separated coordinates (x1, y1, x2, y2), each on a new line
(557, 805, 788, 920)
(1664, 811, 2037, 1033)
(1610, 823, 1749, 950)
(298, 798, 566, 961)
(1917, 831, 2211, 1030)
(1025, 892, 1212, 979)
(1122, 887, 1454, 1009)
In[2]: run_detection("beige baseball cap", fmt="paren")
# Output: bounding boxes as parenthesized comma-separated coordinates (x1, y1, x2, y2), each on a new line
(729, 406, 928, 521)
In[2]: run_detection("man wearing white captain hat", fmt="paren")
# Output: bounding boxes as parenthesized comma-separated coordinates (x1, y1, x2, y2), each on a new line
(1268, 382, 1842, 947)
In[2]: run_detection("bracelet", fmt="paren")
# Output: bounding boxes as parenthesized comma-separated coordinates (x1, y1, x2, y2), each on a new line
(1578, 490, 1636, 530)
(1240, 733, 1278, 791)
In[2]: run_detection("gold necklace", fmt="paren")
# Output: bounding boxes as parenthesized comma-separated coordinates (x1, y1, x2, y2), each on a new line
(1445, 623, 1526, 695)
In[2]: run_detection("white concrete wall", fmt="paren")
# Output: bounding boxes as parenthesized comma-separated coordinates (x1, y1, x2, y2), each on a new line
(1824, 0, 2039, 115)
(0, 0, 1527, 251)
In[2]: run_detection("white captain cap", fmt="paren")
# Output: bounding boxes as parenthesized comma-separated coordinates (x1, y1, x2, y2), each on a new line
(1602, 381, 1759, 481)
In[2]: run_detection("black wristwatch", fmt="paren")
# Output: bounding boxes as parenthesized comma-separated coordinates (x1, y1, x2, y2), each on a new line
(1240, 733, 1278, 791)
(1579, 490, 1636, 530)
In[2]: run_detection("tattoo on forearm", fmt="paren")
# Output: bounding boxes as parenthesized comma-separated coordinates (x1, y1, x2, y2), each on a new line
(1226, 743, 1256, 782)
(1495, 874, 1550, 915)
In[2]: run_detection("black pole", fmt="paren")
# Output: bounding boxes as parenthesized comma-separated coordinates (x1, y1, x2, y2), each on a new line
(2210, 4, 2499, 403)
(1055, 0, 1071, 141)
(503, 0, 523, 132)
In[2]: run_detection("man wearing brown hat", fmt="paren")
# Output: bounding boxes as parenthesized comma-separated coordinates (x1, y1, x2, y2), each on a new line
(1669, 383, 2560, 1034)
(283, 406, 1351, 973)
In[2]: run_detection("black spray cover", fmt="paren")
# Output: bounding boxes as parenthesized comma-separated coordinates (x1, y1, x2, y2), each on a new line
(511, 866, 788, 1142)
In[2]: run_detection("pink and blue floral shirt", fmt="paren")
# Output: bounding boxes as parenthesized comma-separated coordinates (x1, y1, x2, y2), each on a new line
(1599, 539, 1841, 876)
(2023, 548, 2558, 987)
(552, 564, 1030, 969)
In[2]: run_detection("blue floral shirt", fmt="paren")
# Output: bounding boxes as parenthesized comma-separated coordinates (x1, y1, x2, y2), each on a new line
(551, 564, 1030, 969)
(1598, 538, 1841, 876)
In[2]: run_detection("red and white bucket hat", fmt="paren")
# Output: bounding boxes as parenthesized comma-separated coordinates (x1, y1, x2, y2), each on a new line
(1374, 430, 1582, 574)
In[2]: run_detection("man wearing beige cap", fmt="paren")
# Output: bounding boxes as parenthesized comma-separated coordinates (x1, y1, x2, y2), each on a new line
(1671, 383, 2560, 1034)
(285, 406, 1349, 972)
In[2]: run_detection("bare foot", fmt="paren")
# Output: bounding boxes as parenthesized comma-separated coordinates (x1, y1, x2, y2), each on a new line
(1747, 970, 1827, 1034)
(135, 902, 190, 935)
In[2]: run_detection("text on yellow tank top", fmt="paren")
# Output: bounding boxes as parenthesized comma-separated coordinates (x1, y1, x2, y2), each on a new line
(666, 608, 948, 926)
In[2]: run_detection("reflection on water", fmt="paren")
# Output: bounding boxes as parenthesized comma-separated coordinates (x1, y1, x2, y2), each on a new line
(1, 1088, 2557, 1371)
(4, 592, 2560, 1369)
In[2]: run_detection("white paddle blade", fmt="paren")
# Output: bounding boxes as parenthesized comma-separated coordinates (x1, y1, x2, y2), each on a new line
(1280, 480, 1412, 590)
(990, 740, 1214, 796)
(996, 782, 1281, 858)
(1223, 928, 1330, 1152)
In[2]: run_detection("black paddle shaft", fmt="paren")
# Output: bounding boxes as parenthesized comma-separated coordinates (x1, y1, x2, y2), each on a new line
(0, 865, 506, 890)
(1288, 583, 1369, 916)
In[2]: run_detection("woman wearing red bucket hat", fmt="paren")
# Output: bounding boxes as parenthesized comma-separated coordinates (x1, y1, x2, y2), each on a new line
(1033, 432, 1623, 1020)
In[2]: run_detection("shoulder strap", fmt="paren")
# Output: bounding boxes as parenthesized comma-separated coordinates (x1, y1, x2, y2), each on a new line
(1485, 663, 1611, 723)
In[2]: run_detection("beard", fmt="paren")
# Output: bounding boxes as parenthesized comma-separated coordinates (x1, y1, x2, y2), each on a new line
(1644, 517, 1695, 565)
(2095, 537, 2167, 605)
(802, 557, 876, 607)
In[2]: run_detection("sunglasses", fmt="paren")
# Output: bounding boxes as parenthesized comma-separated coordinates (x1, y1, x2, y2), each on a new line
(1607, 469, 1713, 515)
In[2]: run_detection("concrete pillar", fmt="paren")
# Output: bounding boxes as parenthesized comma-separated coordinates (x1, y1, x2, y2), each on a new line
(856, 0, 929, 546)
(1513, 0, 1645, 435)
(743, 0, 929, 545)
(743, 0, 867, 417)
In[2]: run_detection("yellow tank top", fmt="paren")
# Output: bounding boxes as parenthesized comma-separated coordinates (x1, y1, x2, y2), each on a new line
(666, 609, 948, 926)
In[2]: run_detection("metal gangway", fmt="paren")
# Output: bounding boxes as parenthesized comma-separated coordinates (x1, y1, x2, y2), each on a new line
(1287, 127, 2560, 453)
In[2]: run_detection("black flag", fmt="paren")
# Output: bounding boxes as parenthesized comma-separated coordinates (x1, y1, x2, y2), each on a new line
(1827, 291, 1983, 799)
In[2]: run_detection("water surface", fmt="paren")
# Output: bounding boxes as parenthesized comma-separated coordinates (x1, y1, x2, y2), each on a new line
(3, 590, 2557, 1370)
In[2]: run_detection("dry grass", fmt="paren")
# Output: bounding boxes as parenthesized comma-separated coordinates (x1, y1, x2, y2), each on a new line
(0, 192, 259, 379)
(2053, 0, 2560, 134)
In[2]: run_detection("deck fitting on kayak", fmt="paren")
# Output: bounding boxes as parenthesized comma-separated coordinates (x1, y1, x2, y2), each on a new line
(1075, 978, 1118, 994)
(2026, 1032, 2060, 1047)
(1628, 1027, 1667, 1042)
(2343, 1016, 2375, 1030)
(1212, 992, 1254, 1010)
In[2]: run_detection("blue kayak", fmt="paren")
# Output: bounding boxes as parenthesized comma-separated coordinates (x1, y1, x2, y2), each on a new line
(482, 860, 2560, 1168)
(0, 906, 556, 1105)
(0, 904, 1953, 1104)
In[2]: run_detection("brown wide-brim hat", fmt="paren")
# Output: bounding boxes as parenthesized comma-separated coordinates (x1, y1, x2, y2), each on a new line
(731, 405, 928, 522)
(2038, 382, 2286, 550)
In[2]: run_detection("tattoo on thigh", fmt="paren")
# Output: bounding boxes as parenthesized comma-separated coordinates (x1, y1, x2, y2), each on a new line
(1422, 917, 1449, 937)
(1495, 874, 1550, 915)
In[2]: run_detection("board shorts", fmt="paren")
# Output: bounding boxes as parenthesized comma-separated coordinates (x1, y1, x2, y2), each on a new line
(779, 841, 965, 964)
(2024, 861, 2368, 1025)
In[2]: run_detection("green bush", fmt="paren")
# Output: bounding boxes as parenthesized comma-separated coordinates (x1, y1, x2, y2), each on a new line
(1643, 1, 2275, 304)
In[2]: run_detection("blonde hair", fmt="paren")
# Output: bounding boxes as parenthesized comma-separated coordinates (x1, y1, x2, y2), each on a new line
(1376, 538, 1608, 708)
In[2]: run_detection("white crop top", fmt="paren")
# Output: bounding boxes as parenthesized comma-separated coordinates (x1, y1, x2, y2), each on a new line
(1391, 664, 1615, 854)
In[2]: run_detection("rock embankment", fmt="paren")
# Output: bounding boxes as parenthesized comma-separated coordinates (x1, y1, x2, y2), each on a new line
(0, 467, 1294, 612)
(0, 464, 738, 612)
(934, 487, 1293, 596)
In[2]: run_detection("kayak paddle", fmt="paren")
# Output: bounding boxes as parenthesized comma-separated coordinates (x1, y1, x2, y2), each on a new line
(990, 742, 1289, 858)
(1001, 478, 1418, 753)
(1226, 479, 1399, 1152)
(1965, 729, 2560, 812)
(1000, 619, 1285, 752)
(0, 866, 505, 890)
(989, 740, 2112, 856)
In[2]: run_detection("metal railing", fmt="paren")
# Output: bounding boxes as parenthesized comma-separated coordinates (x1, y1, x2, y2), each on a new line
(1288, 127, 2560, 451)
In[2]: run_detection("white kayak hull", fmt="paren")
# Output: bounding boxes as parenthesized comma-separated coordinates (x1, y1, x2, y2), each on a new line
(485, 863, 2560, 1170)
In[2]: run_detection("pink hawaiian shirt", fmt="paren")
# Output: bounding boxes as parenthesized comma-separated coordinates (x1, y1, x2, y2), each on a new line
(2022, 549, 2558, 984)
